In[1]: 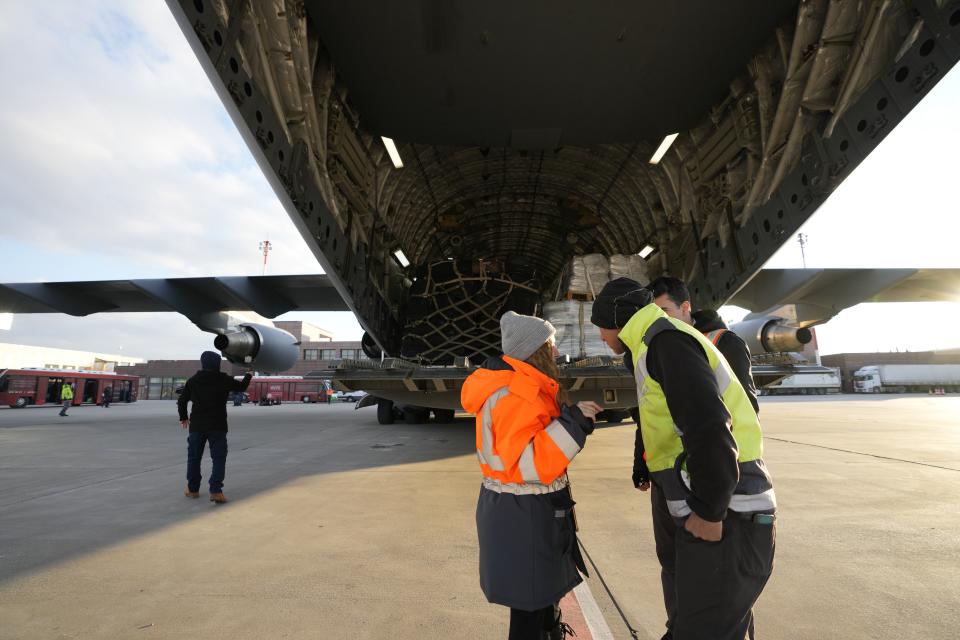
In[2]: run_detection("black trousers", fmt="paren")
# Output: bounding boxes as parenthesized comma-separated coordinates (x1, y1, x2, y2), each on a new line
(508, 603, 558, 639)
(651, 481, 775, 640)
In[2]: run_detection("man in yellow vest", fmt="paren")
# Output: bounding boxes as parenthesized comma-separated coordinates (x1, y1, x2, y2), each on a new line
(591, 278, 776, 640)
(58, 382, 74, 417)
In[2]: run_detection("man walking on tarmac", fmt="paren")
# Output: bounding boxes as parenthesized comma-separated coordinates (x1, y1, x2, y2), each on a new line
(591, 278, 776, 640)
(58, 381, 74, 416)
(178, 351, 252, 504)
(647, 276, 759, 413)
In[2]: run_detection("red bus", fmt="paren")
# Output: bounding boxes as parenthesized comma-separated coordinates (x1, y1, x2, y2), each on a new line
(0, 368, 139, 408)
(244, 376, 331, 405)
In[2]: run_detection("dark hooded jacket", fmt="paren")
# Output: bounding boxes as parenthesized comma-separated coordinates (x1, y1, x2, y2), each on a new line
(692, 309, 759, 414)
(178, 370, 252, 433)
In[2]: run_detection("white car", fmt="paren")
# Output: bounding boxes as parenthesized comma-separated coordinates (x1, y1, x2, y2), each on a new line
(334, 390, 366, 403)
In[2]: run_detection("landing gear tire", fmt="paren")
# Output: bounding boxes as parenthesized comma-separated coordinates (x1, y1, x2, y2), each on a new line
(433, 409, 456, 423)
(361, 332, 383, 360)
(377, 399, 395, 425)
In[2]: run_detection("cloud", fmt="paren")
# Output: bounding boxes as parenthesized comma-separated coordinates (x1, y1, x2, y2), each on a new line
(0, 2, 364, 355)
(0, 1, 318, 278)
(1, 312, 212, 360)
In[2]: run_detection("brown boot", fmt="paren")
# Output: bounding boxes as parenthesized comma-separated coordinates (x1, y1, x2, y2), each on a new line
(209, 492, 228, 504)
(184, 486, 199, 499)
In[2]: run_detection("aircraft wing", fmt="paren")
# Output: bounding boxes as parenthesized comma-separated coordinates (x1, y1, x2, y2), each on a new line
(729, 269, 960, 327)
(0, 274, 348, 319)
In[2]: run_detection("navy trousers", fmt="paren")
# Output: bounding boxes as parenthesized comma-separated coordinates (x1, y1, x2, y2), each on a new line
(186, 431, 228, 493)
(651, 481, 776, 640)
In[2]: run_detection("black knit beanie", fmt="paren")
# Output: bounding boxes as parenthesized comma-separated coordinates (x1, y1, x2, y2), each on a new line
(201, 351, 222, 371)
(591, 277, 653, 329)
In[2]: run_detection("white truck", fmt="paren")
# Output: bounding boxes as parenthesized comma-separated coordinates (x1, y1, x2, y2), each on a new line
(852, 364, 960, 394)
(762, 370, 841, 396)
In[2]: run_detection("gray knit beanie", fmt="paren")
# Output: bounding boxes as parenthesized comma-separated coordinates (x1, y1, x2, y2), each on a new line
(500, 311, 556, 361)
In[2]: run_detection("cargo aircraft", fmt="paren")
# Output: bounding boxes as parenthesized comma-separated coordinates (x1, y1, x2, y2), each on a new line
(3, 1, 960, 411)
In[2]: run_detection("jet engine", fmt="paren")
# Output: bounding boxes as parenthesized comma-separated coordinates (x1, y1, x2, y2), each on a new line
(213, 323, 300, 372)
(730, 316, 812, 354)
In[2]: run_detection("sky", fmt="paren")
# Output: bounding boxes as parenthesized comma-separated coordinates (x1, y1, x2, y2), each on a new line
(1, 2, 959, 359)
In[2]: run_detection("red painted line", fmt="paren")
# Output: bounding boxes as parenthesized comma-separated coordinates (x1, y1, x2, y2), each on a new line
(560, 588, 593, 639)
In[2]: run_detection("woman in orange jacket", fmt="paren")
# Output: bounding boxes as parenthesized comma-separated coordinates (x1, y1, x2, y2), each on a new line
(461, 311, 602, 639)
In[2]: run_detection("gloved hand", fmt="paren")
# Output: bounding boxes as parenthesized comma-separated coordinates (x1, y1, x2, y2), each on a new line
(632, 426, 650, 489)
(632, 459, 650, 488)
(562, 404, 595, 435)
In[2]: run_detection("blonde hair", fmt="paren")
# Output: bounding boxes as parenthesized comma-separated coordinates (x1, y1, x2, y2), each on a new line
(523, 342, 570, 407)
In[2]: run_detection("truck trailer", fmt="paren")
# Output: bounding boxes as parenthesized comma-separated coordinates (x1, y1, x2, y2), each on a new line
(853, 365, 960, 394)
(761, 370, 842, 396)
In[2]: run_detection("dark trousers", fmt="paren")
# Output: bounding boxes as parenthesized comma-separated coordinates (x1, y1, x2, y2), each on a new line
(103, 398, 111, 407)
(59, 400, 71, 416)
(508, 603, 558, 640)
(651, 481, 775, 640)
(186, 431, 228, 493)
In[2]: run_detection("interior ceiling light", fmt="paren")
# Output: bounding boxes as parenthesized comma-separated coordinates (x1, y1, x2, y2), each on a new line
(638, 244, 656, 259)
(382, 136, 404, 169)
(648, 133, 679, 165)
(393, 249, 410, 268)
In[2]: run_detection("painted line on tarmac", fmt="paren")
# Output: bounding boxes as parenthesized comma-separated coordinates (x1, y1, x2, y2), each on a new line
(574, 581, 615, 640)
(559, 589, 592, 638)
(765, 436, 960, 472)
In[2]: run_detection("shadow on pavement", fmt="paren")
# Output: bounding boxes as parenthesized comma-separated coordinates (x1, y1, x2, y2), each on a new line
(0, 401, 479, 585)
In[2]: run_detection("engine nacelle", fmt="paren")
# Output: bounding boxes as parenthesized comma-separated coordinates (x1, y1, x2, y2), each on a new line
(213, 323, 299, 372)
(730, 316, 812, 354)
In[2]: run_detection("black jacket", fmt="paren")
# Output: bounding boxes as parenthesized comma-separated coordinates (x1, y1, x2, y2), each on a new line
(177, 370, 252, 433)
(692, 309, 759, 414)
(632, 312, 760, 491)
(645, 331, 740, 521)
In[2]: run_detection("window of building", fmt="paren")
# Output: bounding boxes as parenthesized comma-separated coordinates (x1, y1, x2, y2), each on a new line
(341, 349, 357, 359)
(148, 377, 163, 400)
(321, 349, 338, 360)
(304, 349, 319, 361)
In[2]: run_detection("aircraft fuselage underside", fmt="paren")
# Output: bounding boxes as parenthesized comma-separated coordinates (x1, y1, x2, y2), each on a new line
(167, 0, 960, 362)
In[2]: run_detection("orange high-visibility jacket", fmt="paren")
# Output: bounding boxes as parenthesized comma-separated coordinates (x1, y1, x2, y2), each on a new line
(461, 356, 588, 485)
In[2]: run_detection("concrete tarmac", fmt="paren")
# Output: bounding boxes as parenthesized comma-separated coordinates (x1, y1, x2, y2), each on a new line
(1, 396, 958, 639)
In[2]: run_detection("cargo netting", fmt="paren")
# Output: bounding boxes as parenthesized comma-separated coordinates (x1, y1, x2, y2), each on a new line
(400, 260, 540, 365)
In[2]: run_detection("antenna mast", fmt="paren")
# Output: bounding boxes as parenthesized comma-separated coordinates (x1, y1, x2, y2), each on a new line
(259, 240, 273, 275)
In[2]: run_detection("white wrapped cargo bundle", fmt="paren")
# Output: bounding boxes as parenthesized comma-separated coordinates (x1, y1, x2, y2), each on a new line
(543, 300, 610, 359)
(566, 254, 610, 295)
(609, 254, 649, 284)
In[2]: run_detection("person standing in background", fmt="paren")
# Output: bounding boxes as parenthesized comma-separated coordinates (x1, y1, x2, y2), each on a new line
(178, 352, 252, 504)
(58, 382, 74, 417)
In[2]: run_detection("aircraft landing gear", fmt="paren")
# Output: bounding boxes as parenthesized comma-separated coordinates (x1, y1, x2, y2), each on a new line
(377, 399, 396, 425)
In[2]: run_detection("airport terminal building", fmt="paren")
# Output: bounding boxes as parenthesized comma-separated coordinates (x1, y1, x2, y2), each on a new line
(0, 342, 144, 371)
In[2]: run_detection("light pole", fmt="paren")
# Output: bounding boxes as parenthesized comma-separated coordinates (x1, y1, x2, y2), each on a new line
(259, 240, 272, 275)
(797, 233, 809, 268)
